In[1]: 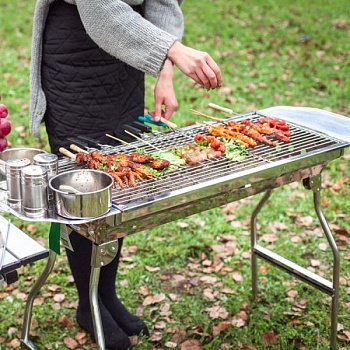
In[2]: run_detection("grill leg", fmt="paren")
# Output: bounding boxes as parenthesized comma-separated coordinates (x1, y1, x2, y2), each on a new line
(90, 240, 120, 350)
(20, 249, 57, 350)
(250, 190, 272, 300)
(306, 176, 340, 350)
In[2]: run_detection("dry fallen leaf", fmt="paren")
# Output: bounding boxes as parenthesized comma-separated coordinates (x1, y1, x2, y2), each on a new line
(232, 310, 248, 328)
(53, 293, 66, 303)
(59, 315, 73, 327)
(63, 336, 78, 349)
(261, 234, 278, 243)
(212, 321, 231, 337)
(262, 330, 279, 346)
(145, 266, 161, 273)
(180, 339, 203, 350)
(205, 305, 229, 320)
(232, 271, 243, 282)
(143, 293, 166, 306)
(137, 286, 150, 296)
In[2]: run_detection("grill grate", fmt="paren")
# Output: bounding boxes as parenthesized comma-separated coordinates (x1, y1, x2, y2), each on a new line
(58, 112, 346, 209)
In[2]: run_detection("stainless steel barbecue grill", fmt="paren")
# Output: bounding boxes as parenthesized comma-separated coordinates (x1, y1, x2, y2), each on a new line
(2, 106, 349, 350)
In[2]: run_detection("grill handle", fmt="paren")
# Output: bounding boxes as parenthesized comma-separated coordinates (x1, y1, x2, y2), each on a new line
(130, 121, 153, 133)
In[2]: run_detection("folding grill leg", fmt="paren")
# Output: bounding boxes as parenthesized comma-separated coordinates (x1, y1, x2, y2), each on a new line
(304, 176, 340, 350)
(21, 249, 57, 350)
(250, 190, 272, 300)
(90, 240, 120, 350)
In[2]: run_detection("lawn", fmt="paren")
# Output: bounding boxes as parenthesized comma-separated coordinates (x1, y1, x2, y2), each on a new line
(0, 0, 350, 349)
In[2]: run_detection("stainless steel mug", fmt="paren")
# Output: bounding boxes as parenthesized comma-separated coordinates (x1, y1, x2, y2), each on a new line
(6, 158, 31, 208)
(21, 165, 48, 218)
(33, 153, 58, 202)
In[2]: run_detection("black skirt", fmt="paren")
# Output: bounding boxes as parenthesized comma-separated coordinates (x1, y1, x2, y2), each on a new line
(41, 0, 145, 154)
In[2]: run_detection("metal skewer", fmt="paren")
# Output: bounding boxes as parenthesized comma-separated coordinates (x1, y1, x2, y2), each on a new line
(0, 219, 11, 273)
(208, 102, 241, 116)
(105, 134, 139, 150)
(124, 130, 164, 152)
(189, 109, 226, 122)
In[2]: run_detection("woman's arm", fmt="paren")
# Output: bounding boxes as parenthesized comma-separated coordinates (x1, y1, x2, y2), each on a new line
(154, 58, 178, 120)
(143, 0, 184, 40)
(75, 0, 178, 77)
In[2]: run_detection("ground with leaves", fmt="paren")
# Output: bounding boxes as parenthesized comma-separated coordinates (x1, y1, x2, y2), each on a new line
(0, 0, 350, 349)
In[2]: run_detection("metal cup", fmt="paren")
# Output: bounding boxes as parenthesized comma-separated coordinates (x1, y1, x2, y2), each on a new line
(33, 153, 58, 203)
(21, 165, 48, 218)
(6, 158, 31, 208)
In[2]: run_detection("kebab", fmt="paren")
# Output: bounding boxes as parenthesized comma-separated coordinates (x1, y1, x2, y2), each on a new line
(227, 121, 277, 146)
(61, 147, 170, 188)
(256, 117, 291, 143)
(175, 134, 226, 165)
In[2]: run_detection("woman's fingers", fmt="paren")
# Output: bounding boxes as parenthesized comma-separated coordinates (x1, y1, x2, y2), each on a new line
(205, 55, 222, 86)
(199, 63, 218, 89)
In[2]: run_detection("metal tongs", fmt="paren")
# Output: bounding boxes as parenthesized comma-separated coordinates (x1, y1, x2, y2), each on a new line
(0, 219, 11, 284)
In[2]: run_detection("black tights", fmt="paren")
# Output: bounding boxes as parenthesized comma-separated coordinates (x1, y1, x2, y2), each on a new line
(66, 232, 148, 350)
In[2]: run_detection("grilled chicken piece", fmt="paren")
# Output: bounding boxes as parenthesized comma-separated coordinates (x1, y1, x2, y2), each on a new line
(129, 152, 154, 164)
(149, 159, 171, 170)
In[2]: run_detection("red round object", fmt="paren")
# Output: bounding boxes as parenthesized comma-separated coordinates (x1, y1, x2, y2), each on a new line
(0, 104, 8, 119)
(0, 118, 11, 137)
(0, 137, 8, 152)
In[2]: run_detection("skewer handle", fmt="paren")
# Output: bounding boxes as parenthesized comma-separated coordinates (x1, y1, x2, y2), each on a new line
(70, 144, 89, 154)
(59, 147, 76, 160)
(208, 102, 233, 114)
(158, 117, 178, 130)
(189, 109, 225, 122)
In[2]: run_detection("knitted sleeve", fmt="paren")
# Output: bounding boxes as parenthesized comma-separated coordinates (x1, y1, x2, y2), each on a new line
(143, 0, 184, 40)
(75, 0, 178, 77)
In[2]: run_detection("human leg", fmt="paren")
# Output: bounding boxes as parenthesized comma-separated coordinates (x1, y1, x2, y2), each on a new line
(65, 232, 131, 350)
(98, 238, 149, 337)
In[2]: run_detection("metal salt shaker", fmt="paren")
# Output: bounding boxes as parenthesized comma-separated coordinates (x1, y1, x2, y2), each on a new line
(21, 165, 48, 218)
(33, 153, 58, 203)
(6, 158, 31, 208)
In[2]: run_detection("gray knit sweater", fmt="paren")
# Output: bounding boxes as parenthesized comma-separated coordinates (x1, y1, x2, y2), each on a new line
(30, 0, 184, 136)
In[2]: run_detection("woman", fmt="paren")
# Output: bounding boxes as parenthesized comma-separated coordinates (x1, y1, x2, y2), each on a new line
(30, 1, 221, 349)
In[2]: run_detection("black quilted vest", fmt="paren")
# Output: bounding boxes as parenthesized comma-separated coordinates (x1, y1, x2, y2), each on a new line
(42, 0, 145, 154)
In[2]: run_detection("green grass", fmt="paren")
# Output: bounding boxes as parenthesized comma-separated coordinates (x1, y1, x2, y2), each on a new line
(0, 0, 350, 349)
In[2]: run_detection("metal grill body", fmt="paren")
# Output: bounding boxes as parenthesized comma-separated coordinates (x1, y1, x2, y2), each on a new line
(11, 107, 350, 350)
(54, 112, 348, 243)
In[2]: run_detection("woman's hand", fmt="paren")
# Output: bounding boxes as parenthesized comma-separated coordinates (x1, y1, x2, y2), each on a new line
(154, 59, 178, 119)
(167, 41, 222, 89)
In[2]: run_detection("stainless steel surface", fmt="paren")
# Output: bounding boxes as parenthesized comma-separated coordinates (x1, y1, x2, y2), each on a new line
(0, 219, 11, 273)
(11, 109, 349, 350)
(49, 169, 113, 219)
(311, 179, 340, 350)
(33, 153, 58, 178)
(21, 250, 57, 350)
(21, 165, 48, 218)
(250, 174, 340, 350)
(33, 153, 58, 203)
(6, 158, 31, 207)
(89, 241, 120, 350)
(0, 148, 47, 185)
(254, 244, 334, 294)
(251, 190, 272, 300)
(258, 106, 350, 142)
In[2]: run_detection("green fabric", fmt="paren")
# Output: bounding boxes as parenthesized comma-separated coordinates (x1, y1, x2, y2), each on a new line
(49, 222, 60, 254)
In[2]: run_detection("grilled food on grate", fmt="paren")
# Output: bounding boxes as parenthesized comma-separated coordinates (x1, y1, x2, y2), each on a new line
(208, 117, 291, 146)
(75, 151, 169, 188)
